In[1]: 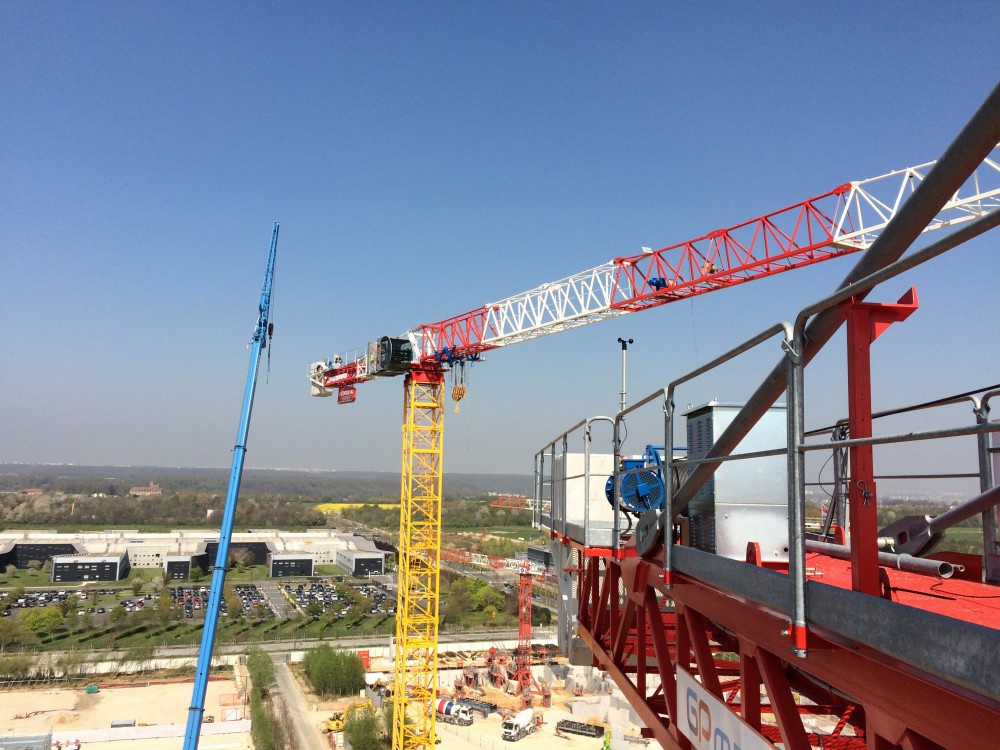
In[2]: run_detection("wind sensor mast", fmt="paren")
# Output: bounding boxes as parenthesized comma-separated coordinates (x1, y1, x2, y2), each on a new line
(183, 222, 279, 750)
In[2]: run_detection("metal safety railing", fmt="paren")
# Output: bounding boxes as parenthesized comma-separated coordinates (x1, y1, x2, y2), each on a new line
(812, 388, 1000, 582)
(534, 210, 1000, 661)
(534, 416, 615, 549)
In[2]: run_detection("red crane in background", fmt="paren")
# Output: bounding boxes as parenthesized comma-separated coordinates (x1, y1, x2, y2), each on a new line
(512, 564, 543, 709)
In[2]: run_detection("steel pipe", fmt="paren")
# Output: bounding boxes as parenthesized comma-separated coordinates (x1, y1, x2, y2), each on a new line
(930, 479, 1000, 536)
(880, 482, 1000, 556)
(806, 539, 954, 578)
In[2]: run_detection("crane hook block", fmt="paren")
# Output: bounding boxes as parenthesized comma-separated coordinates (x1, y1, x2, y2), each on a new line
(452, 384, 467, 412)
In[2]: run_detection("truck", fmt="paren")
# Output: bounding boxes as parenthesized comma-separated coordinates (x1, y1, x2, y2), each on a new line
(435, 698, 473, 726)
(501, 708, 536, 741)
(326, 698, 373, 732)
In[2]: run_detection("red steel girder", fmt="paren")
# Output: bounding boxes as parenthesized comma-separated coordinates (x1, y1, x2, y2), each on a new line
(489, 495, 532, 510)
(418, 312, 500, 363)
(512, 569, 540, 705)
(414, 187, 859, 364)
(575, 553, 1000, 750)
(612, 186, 855, 312)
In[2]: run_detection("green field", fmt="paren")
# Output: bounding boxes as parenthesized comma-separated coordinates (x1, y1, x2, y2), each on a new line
(935, 526, 984, 555)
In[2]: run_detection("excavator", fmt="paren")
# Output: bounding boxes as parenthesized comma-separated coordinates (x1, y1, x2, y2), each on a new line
(325, 698, 374, 733)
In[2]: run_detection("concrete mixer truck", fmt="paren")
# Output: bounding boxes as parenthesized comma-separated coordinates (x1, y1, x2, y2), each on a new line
(435, 698, 473, 726)
(501, 708, 536, 741)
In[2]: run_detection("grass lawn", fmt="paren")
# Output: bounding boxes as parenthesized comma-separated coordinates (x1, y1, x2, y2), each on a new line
(26, 609, 400, 652)
(936, 526, 985, 554)
(0, 568, 57, 589)
(481, 527, 548, 541)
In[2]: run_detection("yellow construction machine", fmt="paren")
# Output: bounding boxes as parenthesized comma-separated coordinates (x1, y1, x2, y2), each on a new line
(325, 698, 374, 732)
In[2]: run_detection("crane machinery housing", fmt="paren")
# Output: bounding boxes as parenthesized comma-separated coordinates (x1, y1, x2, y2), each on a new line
(310, 82, 1000, 750)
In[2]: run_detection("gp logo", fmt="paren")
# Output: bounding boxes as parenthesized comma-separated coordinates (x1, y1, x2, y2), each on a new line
(677, 669, 771, 750)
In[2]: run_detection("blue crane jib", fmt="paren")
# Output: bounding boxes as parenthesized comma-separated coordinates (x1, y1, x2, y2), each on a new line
(182, 222, 279, 750)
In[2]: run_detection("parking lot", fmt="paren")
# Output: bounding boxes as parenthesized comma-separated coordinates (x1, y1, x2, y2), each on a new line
(0, 587, 157, 622)
(283, 577, 396, 616)
(0, 575, 399, 632)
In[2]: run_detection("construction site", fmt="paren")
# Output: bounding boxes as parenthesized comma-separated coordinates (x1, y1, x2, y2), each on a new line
(0, 639, 645, 750)
(4, 12, 1000, 749)
(3, 89, 1000, 749)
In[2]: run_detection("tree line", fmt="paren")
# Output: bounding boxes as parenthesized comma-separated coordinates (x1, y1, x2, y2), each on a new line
(247, 646, 288, 750)
(0, 465, 533, 500)
(302, 644, 366, 698)
(341, 499, 532, 531)
(0, 492, 326, 529)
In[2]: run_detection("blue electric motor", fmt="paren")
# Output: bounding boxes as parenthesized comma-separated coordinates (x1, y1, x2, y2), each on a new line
(605, 444, 667, 514)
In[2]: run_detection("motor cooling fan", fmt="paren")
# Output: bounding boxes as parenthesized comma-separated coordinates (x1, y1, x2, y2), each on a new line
(605, 445, 667, 515)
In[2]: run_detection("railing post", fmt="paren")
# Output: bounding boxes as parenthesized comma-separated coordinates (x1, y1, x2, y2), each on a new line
(976, 395, 1000, 582)
(556, 441, 566, 542)
(583, 424, 592, 549)
(821, 424, 849, 541)
(663, 390, 675, 588)
(840, 288, 918, 596)
(612, 416, 622, 555)
(533, 451, 542, 531)
(784, 329, 807, 657)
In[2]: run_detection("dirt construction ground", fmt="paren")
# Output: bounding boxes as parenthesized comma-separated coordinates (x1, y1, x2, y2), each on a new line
(0, 667, 634, 750)
(434, 708, 612, 750)
(0, 678, 252, 749)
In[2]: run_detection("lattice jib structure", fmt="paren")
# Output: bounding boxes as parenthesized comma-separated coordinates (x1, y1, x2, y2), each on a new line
(309, 146, 1000, 400)
(392, 369, 445, 750)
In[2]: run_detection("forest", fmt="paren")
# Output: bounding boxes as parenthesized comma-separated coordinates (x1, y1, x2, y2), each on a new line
(0, 464, 533, 500)
(0, 464, 533, 529)
(0, 491, 326, 529)
(340, 499, 532, 534)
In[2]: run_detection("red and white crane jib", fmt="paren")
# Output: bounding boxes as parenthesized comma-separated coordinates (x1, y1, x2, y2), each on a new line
(309, 148, 1000, 402)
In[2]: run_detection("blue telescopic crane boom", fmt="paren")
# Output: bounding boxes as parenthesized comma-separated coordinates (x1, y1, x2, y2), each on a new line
(182, 222, 279, 750)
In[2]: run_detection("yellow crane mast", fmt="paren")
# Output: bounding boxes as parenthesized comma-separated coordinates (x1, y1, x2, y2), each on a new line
(392, 369, 445, 750)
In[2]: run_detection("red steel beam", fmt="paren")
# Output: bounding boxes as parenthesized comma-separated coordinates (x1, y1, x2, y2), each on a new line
(576, 552, 1000, 750)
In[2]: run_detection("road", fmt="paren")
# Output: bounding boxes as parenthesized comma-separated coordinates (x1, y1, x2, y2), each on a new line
(149, 627, 558, 660)
(271, 652, 329, 750)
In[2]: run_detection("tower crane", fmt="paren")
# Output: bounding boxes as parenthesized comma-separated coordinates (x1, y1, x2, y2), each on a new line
(309, 150, 1000, 750)
(184, 222, 278, 750)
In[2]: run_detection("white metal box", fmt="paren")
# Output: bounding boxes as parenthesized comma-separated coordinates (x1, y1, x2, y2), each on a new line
(550, 452, 616, 547)
(685, 402, 788, 562)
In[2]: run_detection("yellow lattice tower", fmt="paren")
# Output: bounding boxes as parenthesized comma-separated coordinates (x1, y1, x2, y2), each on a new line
(392, 368, 444, 750)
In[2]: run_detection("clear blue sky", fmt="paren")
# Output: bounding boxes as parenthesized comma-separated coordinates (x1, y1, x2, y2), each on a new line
(3, 4, 998, 490)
